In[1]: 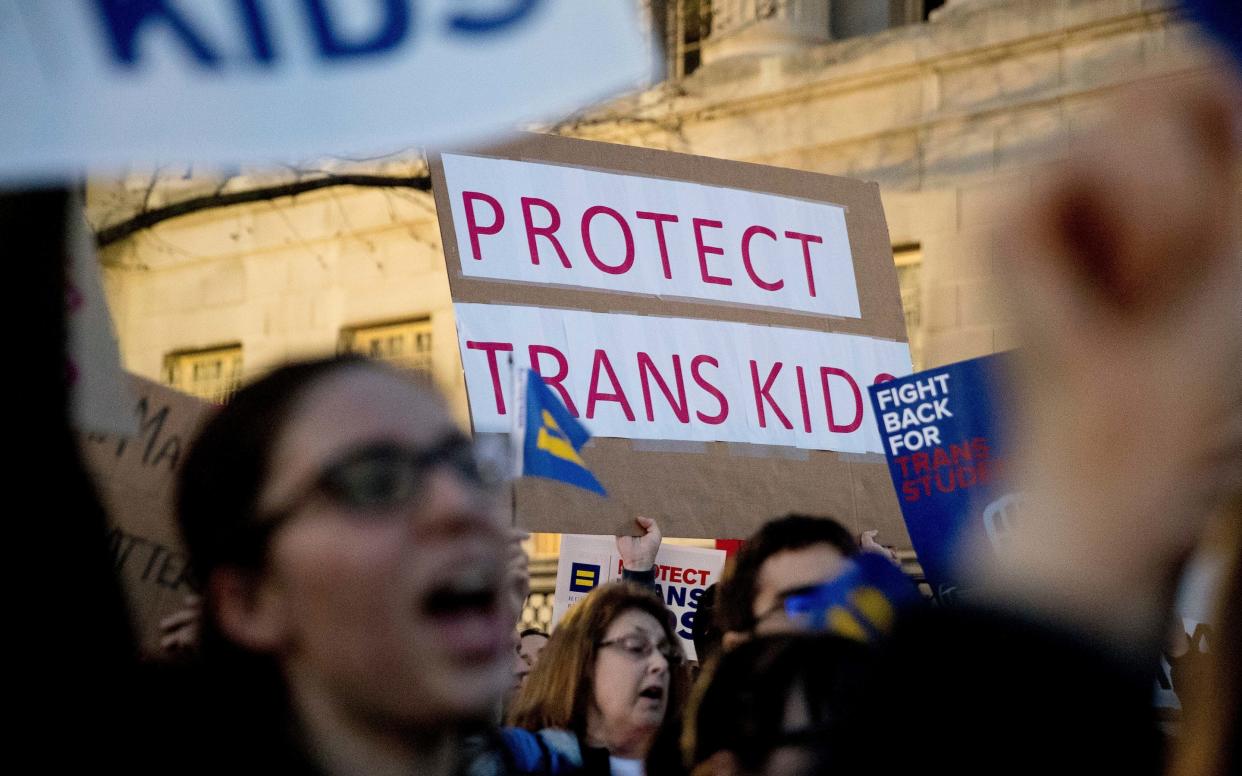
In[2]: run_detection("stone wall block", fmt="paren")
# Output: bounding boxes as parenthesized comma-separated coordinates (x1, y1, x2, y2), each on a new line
(958, 174, 1033, 230)
(1063, 28, 1147, 91)
(939, 48, 1063, 113)
(958, 277, 1006, 326)
(994, 105, 1068, 172)
(882, 188, 959, 247)
(198, 259, 246, 308)
(993, 322, 1022, 352)
(923, 325, 996, 367)
(924, 282, 960, 332)
(936, 228, 993, 280)
(245, 254, 291, 298)
(921, 120, 996, 188)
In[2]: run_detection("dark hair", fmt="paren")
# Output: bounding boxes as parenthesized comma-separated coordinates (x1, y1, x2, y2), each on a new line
(518, 628, 550, 640)
(682, 634, 875, 774)
(508, 582, 689, 774)
(177, 354, 378, 583)
(718, 514, 858, 634)
(690, 584, 721, 666)
(176, 354, 424, 668)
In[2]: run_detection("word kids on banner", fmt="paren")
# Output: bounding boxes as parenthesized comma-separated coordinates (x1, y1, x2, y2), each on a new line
(552, 534, 726, 662)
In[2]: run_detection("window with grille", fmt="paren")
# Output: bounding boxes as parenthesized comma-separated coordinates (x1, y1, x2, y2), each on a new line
(162, 345, 243, 403)
(894, 245, 923, 371)
(656, 0, 713, 79)
(339, 317, 435, 376)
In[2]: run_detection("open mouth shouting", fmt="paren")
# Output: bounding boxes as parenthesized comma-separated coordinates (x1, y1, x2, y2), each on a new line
(638, 684, 666, 705)
(421, 564, 509, 661)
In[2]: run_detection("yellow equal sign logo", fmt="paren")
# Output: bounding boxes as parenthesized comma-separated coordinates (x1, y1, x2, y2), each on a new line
(570, 562, 600, 593)
(536, 410, 586, 466)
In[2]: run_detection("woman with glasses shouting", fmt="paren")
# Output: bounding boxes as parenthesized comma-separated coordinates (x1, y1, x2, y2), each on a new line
(169, 354, 538, 775)
(507, 582, 689, 775)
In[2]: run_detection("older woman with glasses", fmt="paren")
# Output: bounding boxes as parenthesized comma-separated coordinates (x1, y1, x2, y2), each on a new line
(507, 582, 689, 776)
(171, 354, 531, 775)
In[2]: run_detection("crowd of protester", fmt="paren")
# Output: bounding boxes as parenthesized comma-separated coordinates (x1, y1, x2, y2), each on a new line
(30, 32, 1240, 776)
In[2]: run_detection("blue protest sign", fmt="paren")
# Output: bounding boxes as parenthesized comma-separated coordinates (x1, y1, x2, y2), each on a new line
(866, 354, 1013, 600)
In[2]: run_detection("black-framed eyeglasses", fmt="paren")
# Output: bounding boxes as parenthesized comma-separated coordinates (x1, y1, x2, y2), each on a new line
(259, 434, 507, 529)
(598, 634, 683, 666)
(751, 583, 823, 632)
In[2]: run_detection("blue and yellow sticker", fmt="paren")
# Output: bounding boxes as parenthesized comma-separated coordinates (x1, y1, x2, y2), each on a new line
(569, 562, 601, 593)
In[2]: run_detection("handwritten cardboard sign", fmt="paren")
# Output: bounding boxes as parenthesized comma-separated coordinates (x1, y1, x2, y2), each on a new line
(79, 374, 212, 655)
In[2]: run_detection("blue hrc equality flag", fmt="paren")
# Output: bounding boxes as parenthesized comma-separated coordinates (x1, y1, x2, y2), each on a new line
(516, 369, 607, 496)
(783, 553, 923, 643)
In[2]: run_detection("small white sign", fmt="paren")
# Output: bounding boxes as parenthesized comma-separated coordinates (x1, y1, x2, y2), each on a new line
(552, 534, 726, 663)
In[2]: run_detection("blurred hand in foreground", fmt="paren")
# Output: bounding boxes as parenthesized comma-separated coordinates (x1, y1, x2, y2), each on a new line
(972, 70, 1242, 648)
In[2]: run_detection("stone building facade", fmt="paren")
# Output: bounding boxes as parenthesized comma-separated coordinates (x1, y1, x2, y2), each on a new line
(89, 0, 1212, 627)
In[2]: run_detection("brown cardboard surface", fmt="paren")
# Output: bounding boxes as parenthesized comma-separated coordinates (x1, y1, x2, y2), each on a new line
(432, 133, 910, 545)
(79, 374, 212, 655)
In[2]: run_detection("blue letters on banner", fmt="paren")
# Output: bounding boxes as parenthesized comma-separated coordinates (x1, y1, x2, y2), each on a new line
(866, 353, 1012, 601)
(447, 0, 543, 35)
(93, 0, 223, 67)
(90, 0, 547, 69)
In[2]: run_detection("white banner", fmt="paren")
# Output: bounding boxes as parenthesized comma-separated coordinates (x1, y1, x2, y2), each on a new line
(456, 302, 912, 453)
(442, 153, 860, 318)
(0, 1, 652, 179)
(552, 534, 726, 662)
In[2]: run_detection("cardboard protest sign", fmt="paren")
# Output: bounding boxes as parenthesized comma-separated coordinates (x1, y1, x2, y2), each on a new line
(431, 133, 913, 540)
(0, 1, 651, 179)
(79, 374, 212, 655)
(552, 535, 726, 662)
(866, 354, 1012, 600)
